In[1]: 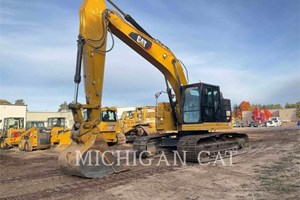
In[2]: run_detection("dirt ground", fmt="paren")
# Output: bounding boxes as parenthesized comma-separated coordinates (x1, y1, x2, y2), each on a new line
(0, 127, 299, 200)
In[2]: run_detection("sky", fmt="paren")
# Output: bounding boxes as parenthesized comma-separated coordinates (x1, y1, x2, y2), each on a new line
(0, 0, 299, 111)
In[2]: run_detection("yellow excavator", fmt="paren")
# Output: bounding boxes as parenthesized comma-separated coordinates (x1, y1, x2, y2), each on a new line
(120, 106, 156, 142)
(58, 0, 249, 178)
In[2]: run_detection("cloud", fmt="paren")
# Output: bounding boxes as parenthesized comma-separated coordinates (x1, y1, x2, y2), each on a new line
(178, 51, 300, 105)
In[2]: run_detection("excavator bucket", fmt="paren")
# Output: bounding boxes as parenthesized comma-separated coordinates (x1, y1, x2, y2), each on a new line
(58, 135, 123, 178)
(54, 143, 72, 152)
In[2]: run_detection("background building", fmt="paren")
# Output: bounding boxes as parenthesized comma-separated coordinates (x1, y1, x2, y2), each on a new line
(278, 109, 297, 122)
(27, 111, 73, 128)
(0, 104, 27, 129)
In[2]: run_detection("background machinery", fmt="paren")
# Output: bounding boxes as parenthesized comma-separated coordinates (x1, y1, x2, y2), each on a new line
(119, 106, 156, 142)
(47, 117, 67, 145)
(99, 107, 120, 144)
(58, 0, 249, 178)
(57, 107, 121, 150)
(0, 117, 25, 149)
(18, 121, 51, 152)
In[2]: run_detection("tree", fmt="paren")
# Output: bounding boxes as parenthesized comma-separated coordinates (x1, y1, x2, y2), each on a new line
(15, 99, 25, 105)
(272, 104, 283, 109)
(294, 102, 300, 118)
(238, 101, 252, 118)
(285, 103, 291, 108)
(0, 99, 11, 105)
(252, 104, 283, 109)
(239, 101, 252, 111)
(285, 102, 298, 109)
(253, 107, 265, 123)
(252, 104, 262, 109)
(252, 107, 272, 123)
(285, 101, 300, 118)
(232, 104, 239, 118)
(263, 107, 272, 120)
(234, 101, 252, 120)
(58, 101, 70, 112)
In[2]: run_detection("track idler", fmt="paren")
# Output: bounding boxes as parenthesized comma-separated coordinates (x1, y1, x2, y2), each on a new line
(58, 134, 123, 178)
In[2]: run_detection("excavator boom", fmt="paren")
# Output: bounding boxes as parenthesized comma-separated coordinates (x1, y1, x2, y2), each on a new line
(58, 0, 123, 178)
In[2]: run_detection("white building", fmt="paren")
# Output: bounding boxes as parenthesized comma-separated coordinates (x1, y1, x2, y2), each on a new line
(0, 104, 27, 129)
(27, 111, 73, 129)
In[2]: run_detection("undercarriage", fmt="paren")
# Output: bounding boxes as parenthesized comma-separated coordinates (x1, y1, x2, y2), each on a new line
(133, 132, 249, 162)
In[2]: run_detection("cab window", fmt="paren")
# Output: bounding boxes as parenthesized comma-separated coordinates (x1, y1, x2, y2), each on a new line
(202, 87, 220, 122)
(102, 110, 117, 122)
(183, 86, 200, 123)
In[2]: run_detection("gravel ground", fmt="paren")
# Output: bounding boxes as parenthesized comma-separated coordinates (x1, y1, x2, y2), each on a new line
(0, 126, 299, 200)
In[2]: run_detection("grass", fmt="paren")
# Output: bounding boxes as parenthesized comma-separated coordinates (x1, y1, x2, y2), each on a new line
(254, 151, 300, 198)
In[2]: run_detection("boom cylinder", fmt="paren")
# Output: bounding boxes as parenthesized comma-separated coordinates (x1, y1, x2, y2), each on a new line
(73, 35, 85, 103)
(107, 0, 153, 39)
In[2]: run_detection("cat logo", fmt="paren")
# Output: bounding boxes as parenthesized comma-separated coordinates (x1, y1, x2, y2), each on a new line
(129, 32, 152, 50)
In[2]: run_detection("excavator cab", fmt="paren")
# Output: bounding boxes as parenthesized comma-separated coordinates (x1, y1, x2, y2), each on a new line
(182, 83, 231, 124)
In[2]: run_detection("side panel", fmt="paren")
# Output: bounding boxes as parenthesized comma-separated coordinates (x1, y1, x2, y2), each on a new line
(221, 99, 232, 123)
(182, 122, 231, 131)
(156, 102, 176, 132)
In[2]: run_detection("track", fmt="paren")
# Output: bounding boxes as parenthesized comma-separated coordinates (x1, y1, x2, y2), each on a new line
(177, 132, 249, 162)
(1, 166, 176, 200)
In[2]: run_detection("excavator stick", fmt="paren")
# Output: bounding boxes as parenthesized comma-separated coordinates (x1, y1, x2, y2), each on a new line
(58, 134, 123, 178)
